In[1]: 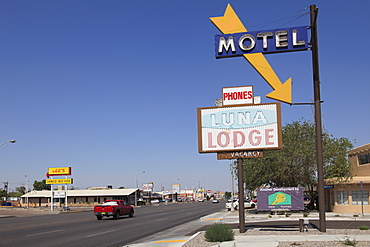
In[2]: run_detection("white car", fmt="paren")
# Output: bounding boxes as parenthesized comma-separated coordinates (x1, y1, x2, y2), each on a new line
(151, 199, 160, 204)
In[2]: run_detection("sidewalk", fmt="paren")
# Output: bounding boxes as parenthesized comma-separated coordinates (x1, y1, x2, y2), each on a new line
(2, 207, 370, 247)
(124, 211, 370, 247)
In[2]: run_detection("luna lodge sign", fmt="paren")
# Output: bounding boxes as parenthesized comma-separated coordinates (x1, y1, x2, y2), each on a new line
(198, 103, 282, 153)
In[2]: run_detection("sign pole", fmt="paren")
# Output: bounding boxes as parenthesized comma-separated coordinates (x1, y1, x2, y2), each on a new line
(310, 4, 326, 232)
(237, 158, 245, 233)
(51, 184, 54, 212)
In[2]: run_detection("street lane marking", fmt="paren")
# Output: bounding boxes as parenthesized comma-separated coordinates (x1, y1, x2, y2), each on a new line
(155, 218, 168, 221)
(86, 230, 116, 238)
(204, 218, 221, 220)
(154, 240, 186, 243)
(27, 229, 63, 237)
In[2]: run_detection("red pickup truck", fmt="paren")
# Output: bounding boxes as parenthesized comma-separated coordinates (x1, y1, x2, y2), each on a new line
(94, 200, 134, 220)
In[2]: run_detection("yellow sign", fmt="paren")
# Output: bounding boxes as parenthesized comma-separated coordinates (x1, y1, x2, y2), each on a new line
(48, 167, 71, 176)
(210, 4, 292, 104)
(46, 179, 73, 184)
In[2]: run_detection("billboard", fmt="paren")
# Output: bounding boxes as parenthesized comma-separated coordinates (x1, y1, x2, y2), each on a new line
(257, 187, 304, 211)
(198, 103, 282, 153)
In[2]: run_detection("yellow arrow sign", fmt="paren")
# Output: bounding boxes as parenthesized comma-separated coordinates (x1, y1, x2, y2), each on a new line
(210, 4, 292, 104)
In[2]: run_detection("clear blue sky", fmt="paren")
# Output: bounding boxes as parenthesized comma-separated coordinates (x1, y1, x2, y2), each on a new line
(1, 0, 369, 193)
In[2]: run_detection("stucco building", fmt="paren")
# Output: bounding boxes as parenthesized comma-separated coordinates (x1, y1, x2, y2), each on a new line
(325, 143, 370, 213)
(20, 188, 138, 207)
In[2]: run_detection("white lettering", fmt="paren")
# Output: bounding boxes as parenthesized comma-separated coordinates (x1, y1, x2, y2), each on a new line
(292, 29, 305, 46)
(211, 114, 220, 127)
(257, 32, 273, 49)
(252, 111, 267, 124)
(275, 30, 288, 47)
(218, 36, 235, 53)
(239, 34, 255, 51)
(221, 113, 234, 126)
(237, 112, 251, 125)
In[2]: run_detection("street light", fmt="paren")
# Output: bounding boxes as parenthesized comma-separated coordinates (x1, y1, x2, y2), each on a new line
(0, 140, 16, 146)
(135, 171, 145, 207)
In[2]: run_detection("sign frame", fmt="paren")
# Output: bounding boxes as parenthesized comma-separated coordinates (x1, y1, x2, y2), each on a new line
(197, 103, 282, 153)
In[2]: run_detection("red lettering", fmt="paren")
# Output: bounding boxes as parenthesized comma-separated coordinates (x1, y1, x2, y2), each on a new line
(248, 130, 261, 146)
(217, 131, 230, 147)
(233, 131, 245, 147)
(247, 91, 253, 99)
(207, 132, 216, 148)
(265, 129, 274, 145)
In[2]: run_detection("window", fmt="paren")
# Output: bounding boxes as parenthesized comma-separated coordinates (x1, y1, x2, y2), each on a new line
(113, 196, 125, 200)
(358, 152, 370, 165)
(331, 191, 334, 205)
(337, 191, 348, 205)
(352, 190, 369, 205)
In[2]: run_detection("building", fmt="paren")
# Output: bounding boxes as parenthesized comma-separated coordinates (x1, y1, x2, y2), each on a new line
(325, 143, 370, 213)
(20, 188, 138, 207)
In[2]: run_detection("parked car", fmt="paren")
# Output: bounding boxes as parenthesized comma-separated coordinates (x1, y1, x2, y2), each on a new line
(212, 199, 219, 203)
(198, 198, 205, 202)
(151, 199, 160, 204)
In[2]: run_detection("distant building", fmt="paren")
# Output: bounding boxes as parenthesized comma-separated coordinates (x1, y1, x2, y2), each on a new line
(325, 143, 370, 213)
(20, 188, 138, 207)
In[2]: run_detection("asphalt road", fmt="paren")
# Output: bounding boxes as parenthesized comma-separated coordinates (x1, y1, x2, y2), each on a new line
(0, 201, 224, 247)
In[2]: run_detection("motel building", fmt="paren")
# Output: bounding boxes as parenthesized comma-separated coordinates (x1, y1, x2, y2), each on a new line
(324, 143, 370, 213)
(20, 188, 139, 208)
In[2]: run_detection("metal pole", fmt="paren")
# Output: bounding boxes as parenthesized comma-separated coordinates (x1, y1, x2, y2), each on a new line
(310, 4, 326, 232)
(25, 175, 29, 208)
(237, 158, 245, 233)
(51, 185, 54, 212)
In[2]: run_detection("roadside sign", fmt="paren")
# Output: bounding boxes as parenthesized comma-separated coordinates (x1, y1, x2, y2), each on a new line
(198, 103, 282, 153)
(46, 178, 73, 184)
(48, 167, 72, 176)
(217, 151, 263, 160)
(222, 86, 253, 105)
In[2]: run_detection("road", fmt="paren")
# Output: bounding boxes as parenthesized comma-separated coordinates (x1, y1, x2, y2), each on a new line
(0, 201, 224, 247)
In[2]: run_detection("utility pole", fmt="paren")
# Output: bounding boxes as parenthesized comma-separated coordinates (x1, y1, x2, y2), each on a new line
(310, 4, 326, 232)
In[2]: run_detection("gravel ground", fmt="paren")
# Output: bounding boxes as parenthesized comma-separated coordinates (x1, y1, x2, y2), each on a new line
(183, 229, 370, 247)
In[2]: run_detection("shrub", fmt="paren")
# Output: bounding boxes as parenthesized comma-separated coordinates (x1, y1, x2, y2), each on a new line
(204, 223, 235, 242)
(353, 214, 359, 217)
(303, 213, 309, 217)
(359, 225, 369, 230)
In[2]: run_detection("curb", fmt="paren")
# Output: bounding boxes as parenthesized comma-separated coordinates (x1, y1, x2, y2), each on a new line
(181, 231, 201, 246)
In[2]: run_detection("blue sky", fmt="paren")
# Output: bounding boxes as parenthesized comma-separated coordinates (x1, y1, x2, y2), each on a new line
(1, 0, 369, 193)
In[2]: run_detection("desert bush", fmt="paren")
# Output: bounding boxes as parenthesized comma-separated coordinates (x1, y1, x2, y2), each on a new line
(359, 225, 369, 230)
(204, 223, 235, 242)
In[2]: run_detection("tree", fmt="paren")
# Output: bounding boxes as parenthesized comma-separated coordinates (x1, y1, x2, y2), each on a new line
(0, 189, 6, 198)
(224, 191, 232, 199)
(242, 119, 353, 208)
(33, 180, 51, 191)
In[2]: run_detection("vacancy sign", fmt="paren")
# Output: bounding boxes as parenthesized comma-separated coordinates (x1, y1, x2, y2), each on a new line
(223, 86, 253, 105)
(198, 103, 282, 153)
